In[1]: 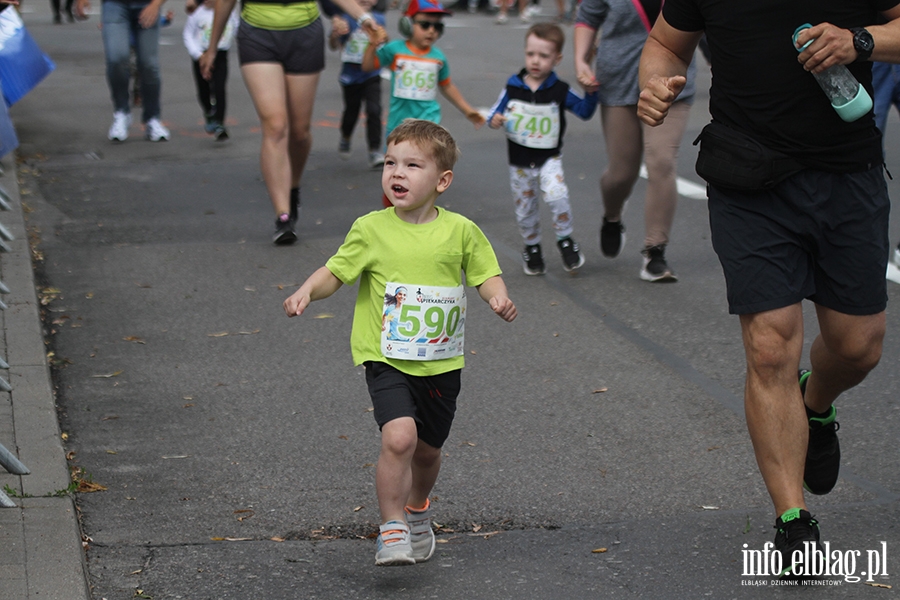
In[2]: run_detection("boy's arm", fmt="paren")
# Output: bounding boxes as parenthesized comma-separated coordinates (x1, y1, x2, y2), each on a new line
(565, 87, 599, 120)
(283, 266, 344, 317)
(361, 29, 387, 71)
(475, 276, 516, 322)
(440, 82, 486, 128)
(487, 88, 509, 129)
(199, 0, 238, 78)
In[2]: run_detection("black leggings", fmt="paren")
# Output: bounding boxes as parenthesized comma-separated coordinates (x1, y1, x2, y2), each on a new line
(191, 51, 229, 124)
(340, 76, 382, 151)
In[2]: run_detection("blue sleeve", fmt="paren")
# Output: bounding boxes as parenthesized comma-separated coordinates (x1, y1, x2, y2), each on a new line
(565, 88, 598, 120)
(487, 88, 511, 124)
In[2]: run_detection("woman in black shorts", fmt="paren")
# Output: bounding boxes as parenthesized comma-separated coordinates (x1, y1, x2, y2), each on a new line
(200, 0, 382, 244)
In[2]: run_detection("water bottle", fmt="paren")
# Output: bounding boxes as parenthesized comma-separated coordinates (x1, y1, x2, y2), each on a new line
(792, 23, 873, 122)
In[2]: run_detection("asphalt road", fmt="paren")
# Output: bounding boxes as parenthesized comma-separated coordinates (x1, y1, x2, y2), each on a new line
(10, 2, 900, 598)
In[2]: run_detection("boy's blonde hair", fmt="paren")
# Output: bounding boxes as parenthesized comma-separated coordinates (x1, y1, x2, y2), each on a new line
(386, 119, 460, 172)
(527, 22, 565, 53)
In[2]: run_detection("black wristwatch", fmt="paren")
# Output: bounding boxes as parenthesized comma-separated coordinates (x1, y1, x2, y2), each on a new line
(850, 27, 874, 62)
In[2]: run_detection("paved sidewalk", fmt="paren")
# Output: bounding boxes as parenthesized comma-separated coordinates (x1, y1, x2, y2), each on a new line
(0, 155, 90, 600)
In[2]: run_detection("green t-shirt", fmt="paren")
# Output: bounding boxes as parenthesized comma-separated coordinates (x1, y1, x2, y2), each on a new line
(325, 207, 502, 376)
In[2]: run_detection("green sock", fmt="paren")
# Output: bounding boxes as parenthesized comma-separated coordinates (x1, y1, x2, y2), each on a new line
(779, 507, 802, 523)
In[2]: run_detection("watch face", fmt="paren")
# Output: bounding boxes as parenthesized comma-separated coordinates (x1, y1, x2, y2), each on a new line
(856, 30, 874, 52)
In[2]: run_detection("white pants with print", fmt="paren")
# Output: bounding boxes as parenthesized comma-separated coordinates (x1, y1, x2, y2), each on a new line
(508, 156, 574, 245)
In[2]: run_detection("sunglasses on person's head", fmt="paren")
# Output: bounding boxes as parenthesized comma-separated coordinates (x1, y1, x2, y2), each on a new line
(414, 20, 444, 33)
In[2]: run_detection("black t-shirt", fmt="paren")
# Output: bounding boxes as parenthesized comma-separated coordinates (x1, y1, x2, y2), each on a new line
(663, 0, 898, 171)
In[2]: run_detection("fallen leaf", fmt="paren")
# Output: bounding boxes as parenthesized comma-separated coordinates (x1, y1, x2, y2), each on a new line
(236, 330, 260, 335)
(101, 415, 119, 421)
(470, 350, 477, 355)
(77, 480, 107, 493)
(865, 583, 891, 589)
(234, 509, 255, 521)
(314, 313, 335, 319)
(123, 336, 145, 344)
(161, 455, 190, 460)
(271, 537, 285, 542)
(338, 435, 348, 440)
(91, 370, 124, 378)
(701, 505, 720, 510)
(472, 524, 482, 533)
(208, 332, 229, 338)
(183, 404, 194, 408)
(362, 463, 375, 468)
(592, 388, 608, 394)
(707, 446, 720, 451)
(61, 432, 69, 441)
(244, 287, 256, 292)
(85, 292, 94, 299)
(106, 450, 117, 454)
(353, 506, 364, 512)
(592, 548, 608, 554)
(130, 569, 143, 575)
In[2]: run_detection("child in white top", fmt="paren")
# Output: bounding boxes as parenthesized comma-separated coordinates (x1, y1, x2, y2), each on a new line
(183, 0, 239, 140)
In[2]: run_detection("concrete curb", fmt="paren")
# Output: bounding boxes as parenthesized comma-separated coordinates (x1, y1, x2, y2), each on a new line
(0, 155, 90, 600)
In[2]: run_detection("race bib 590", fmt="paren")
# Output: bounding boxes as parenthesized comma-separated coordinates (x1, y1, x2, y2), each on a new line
(381, 283, 465, 361)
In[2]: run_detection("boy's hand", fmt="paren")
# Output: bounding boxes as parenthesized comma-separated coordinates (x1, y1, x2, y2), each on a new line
(489, 296, 517, 322)
(368, 24, 388, 45)
(332, 15, 350, 36)
(489, 113, 506, 129)
(467, 110, 486, 129)
(283, 291, 312, 317)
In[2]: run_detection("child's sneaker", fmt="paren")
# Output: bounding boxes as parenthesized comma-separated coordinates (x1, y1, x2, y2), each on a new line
(557, 237, 585, 272)
(405, 500, 435, 563)
(213, 124, 229, 141)
(339, 138, 351, 159)
(375, 520, 415, 566)
(523, 243, 545, 275)
(369, 151, 385, 169)
(773, 508, 820, 578)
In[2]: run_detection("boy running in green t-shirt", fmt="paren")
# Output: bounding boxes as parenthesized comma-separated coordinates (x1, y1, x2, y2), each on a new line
(283, 119, 516, 567)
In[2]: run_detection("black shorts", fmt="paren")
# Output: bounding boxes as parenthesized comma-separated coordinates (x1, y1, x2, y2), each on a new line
(364, 361, 461, 449)
(708, 167, 890, 316)
(237, 17, 325, 74)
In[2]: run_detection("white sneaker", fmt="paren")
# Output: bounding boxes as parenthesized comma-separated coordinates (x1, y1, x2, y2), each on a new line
(405, 501, 435, 563)
(145, 118, 170, 142)
(495, 12, 508, 23)
(369, 151, 385, 169)
(108, 111, 131, 142)
(374, 521, 415, 566)
(893, 247, 900, 268)
(525, 4, 540, 16)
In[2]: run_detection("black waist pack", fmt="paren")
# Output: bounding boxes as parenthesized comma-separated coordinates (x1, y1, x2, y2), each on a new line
(693, 122, 804, 191)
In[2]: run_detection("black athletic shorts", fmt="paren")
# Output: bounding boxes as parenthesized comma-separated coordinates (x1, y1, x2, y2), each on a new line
(708, 166, 889, 316)
(364, 361, 461, 449)
(237, 17, 325, 74)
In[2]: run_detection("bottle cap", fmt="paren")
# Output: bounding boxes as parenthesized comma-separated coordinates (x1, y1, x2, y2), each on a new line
(833, 84, 873, 122)
(792, 23, 813, 52)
